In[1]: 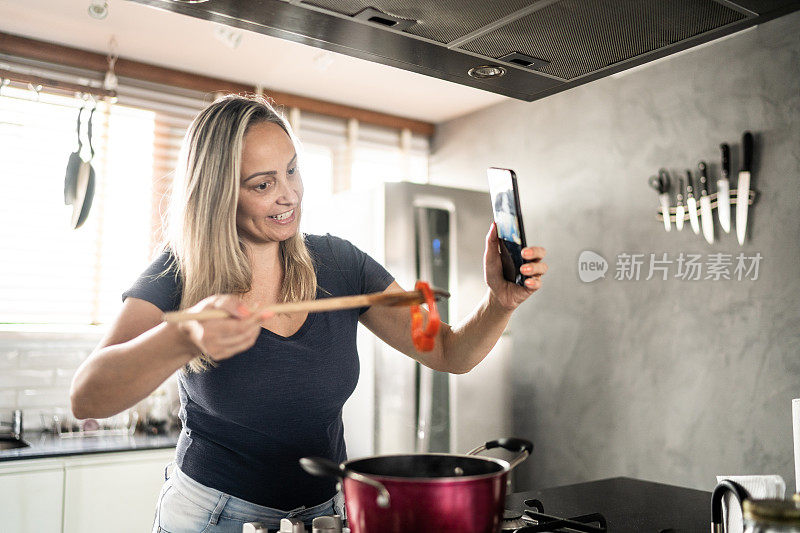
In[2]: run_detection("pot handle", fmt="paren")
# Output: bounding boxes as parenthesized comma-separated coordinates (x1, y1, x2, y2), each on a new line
(299, 457, 391, 509)
(467, 438, 533, 470)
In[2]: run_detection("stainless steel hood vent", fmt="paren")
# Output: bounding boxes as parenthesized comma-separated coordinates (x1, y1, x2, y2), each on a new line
(129, 0, 800, 101)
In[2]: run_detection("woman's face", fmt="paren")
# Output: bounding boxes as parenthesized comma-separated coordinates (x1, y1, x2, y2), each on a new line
(236, 121, 303, 246)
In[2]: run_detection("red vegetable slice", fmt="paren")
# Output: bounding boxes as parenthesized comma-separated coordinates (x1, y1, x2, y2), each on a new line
(410, 281, 440, 352)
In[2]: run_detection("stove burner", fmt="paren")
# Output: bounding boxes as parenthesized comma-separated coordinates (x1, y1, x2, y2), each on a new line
(502, 498, 607, 533)
(501, 509, 527, 531)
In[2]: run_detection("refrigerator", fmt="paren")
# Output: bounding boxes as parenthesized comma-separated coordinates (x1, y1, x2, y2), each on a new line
(303, 181, 513, 458)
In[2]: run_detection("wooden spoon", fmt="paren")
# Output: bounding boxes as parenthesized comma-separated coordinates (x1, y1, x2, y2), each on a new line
(162, 287, 449, 323)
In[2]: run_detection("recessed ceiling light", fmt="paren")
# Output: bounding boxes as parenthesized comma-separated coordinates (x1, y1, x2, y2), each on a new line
(468, 65, 506, 79)
(87, 0, 109, 20)
(313, 52, 335, 72)
(213, 25, 243, 49)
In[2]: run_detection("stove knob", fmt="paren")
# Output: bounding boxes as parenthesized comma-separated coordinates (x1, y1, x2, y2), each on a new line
(279, 518, 306, 533)
(312, 515, 343, 533)
(242, 523, 269, 533)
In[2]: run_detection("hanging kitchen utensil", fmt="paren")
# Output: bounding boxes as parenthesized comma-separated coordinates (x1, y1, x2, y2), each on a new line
(698, 161, 714, 244)
(648, 169, 671, 232)
(685, 169, 701, 235)
(163, 282, 447, 351)
(63, 101, 96, 229)
(718, 143, 732, 233)
(63, 104, 84, 206)
(675, 175, 685, 232)
(737, 131, 754, 246)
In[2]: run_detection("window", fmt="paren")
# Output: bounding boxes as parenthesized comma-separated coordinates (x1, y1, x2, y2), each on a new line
(297, 142, 335, 235)
(352, 145, 428, 189)
(0, 74, 428, 326)
(0, 87, 156, 324)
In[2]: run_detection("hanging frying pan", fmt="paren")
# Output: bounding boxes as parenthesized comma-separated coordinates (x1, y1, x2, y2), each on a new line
(63, 104, 84, 206)
(63, 104, 96, 229)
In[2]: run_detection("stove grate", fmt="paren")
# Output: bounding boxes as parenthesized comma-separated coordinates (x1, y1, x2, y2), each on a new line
(508, 498, 607, 533)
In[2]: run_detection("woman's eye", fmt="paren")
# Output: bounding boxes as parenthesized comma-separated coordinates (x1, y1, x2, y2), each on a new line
(288, 166, 298, 175)
(256, 182, 271, 191)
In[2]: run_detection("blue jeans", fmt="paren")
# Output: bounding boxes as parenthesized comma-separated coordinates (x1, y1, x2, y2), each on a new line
(152, 464, 345, 533)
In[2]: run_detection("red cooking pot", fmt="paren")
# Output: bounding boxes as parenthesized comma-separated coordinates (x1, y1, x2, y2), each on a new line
(300, 437, 532, 533)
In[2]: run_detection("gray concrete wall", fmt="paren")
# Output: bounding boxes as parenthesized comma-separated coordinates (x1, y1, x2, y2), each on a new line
(430, 11, 800, 492)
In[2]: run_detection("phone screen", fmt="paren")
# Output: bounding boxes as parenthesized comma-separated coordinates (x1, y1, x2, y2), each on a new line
(487, 167, 528, 286)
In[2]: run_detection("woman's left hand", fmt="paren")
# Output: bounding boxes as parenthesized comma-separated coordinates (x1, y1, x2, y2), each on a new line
(484, 222, 548, 311)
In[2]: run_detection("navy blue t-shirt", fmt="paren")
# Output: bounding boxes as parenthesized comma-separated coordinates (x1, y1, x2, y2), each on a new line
(122, 234, 394, 510)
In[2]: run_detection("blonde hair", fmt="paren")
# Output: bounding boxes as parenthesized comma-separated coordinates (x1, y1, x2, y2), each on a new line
(167, 94, 317, 371)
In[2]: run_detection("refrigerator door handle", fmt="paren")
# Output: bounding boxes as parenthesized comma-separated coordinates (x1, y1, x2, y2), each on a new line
(414, 206, 435, 453)
(416, 365, 434, 452)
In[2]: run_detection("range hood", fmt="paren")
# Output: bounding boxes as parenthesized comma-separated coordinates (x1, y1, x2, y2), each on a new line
(129, 0, 800, 101)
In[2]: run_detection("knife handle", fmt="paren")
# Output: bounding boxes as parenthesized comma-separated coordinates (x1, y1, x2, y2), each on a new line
(742, 131, 753, 172)
(698, 161, 708, 193)
(676, 176, 684, 203)
(720, 143, 730, 179)
(685, 170, 694, 195)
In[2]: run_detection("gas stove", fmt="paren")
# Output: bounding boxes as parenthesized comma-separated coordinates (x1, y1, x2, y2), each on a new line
(243, 477, 710, 532)
(501, 499, 607, 532)
(504, 477, 711, 532)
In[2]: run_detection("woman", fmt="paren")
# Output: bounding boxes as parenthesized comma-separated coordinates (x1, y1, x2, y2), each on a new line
(69, 94, 548, 532)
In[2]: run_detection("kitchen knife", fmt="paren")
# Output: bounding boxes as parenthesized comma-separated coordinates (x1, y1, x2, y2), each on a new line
(718, 143, 731, 233)
(675, 176, 685, 231)
(685, 170, 700, 235)
(648, 169, 671, 232)
(737, 132, 753, 245)
(698, 161, 714, 244)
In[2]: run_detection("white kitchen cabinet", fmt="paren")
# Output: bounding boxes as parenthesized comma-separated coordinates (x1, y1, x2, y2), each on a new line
(0, 459, 64, 533)
(63, 449, 174, 533)
(0, 447, 174, 533)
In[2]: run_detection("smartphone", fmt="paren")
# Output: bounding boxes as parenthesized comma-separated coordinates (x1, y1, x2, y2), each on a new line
(487, 167, 528, 286)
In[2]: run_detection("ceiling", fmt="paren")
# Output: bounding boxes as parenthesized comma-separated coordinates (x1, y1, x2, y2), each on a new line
(0, 0, 509, 123)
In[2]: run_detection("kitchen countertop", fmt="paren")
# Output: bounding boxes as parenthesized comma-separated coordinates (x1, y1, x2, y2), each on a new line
(506, 476, 710, 532)
(0, 430, 179, 462)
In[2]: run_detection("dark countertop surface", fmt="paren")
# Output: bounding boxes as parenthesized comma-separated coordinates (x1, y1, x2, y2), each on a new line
(507, 476, 710, 533)
(0, 430, 179, 462)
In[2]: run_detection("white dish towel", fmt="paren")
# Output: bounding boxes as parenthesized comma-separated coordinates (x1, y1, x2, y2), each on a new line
(715, 475, 786, 533)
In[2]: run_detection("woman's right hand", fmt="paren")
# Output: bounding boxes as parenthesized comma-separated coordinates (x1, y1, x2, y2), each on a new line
(176, 295, 272, 362)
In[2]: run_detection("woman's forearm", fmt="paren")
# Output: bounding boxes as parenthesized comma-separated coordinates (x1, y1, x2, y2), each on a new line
(70, 322, 198, 419)
(439, 289, 515, 374)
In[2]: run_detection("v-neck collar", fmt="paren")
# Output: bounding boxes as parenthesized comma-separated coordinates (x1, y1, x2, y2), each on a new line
(259, 312, 316, 340)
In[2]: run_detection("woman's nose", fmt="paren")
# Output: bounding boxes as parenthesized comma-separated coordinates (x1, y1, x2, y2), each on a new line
(275, 177, 299, 204)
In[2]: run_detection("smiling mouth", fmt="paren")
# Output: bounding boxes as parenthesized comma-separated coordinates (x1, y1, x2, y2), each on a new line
(269, 209, 294, 221)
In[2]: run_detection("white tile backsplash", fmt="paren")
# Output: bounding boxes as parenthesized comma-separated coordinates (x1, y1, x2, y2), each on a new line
(17, 388, 71, 409)
(0, 328, 103, 431)
(0, 390, 16, 409)
(20, 351, 85, 368)
(0, 327, 180, 432)
(0, 369, 55, 388)
(0, 350, 20, 369)
(54, 368, 76, 387)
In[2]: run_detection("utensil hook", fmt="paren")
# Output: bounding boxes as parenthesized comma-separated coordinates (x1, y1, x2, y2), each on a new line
(74, 98, 85, 158)
(86, 104, 96, 161)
